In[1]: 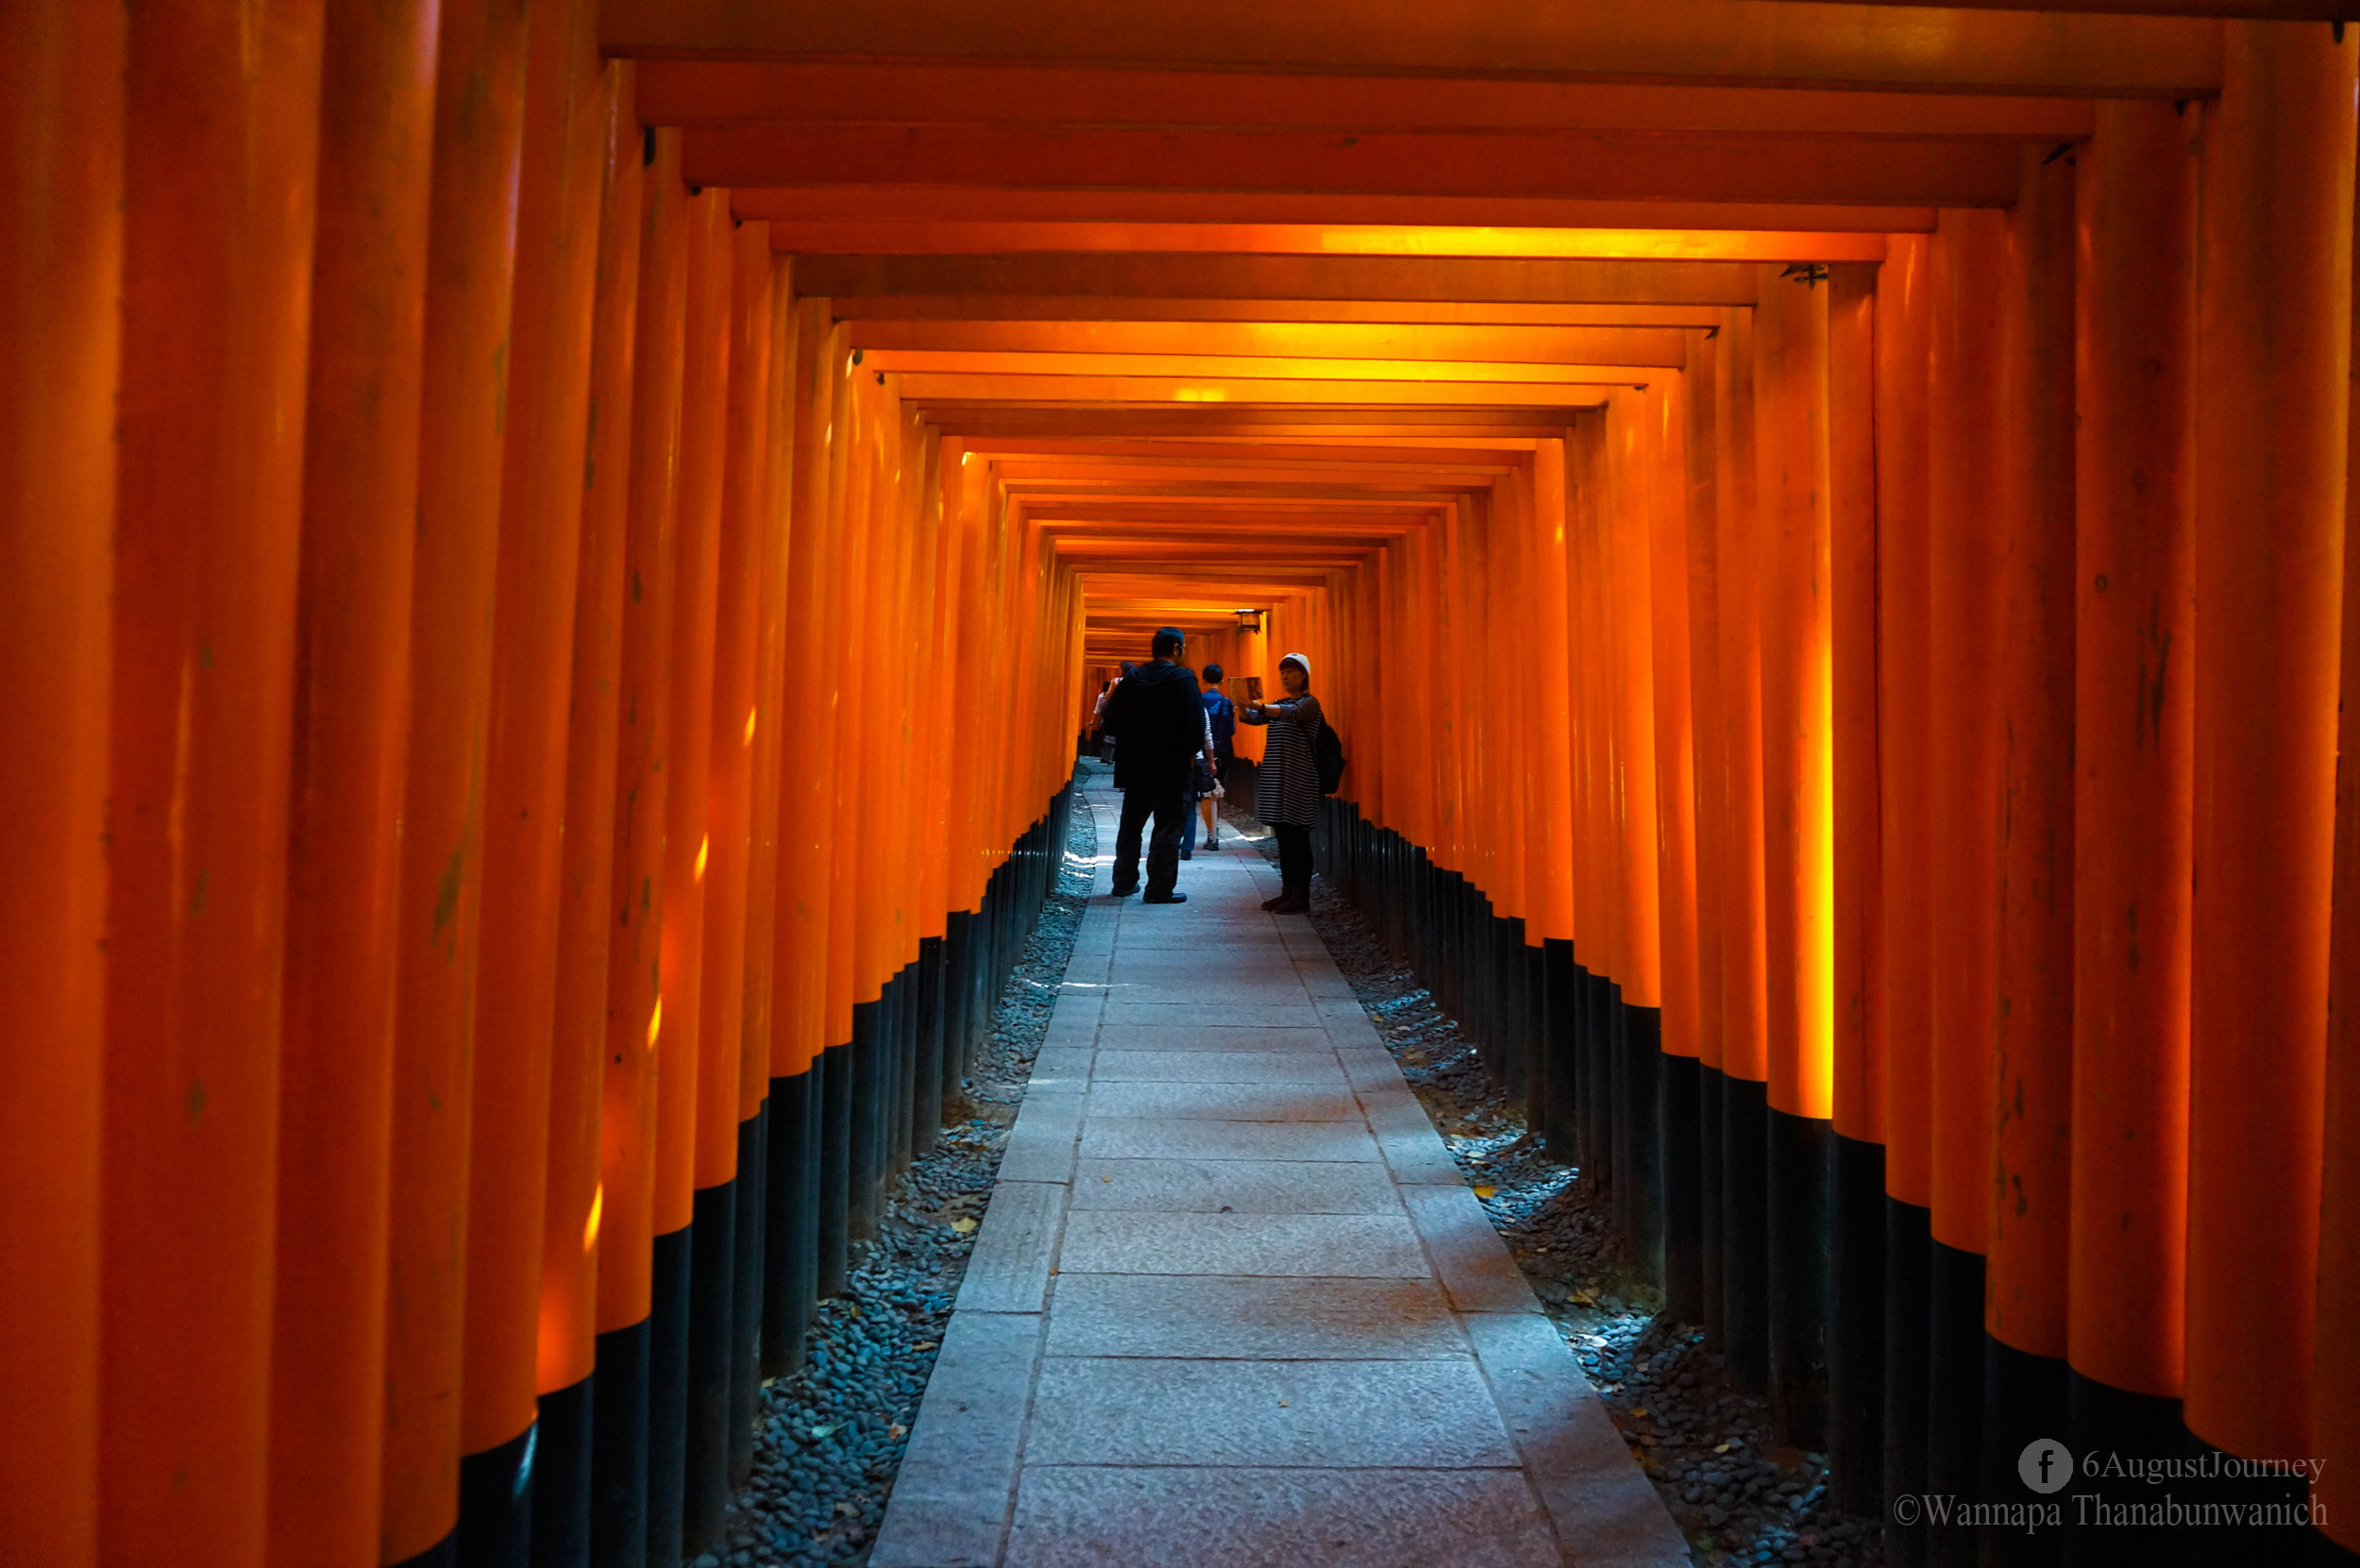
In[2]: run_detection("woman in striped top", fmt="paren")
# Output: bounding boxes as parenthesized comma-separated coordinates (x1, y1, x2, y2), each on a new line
(1238, 652, 1323, 913)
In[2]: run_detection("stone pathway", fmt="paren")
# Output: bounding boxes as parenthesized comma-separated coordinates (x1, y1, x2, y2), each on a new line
(870, 771, 1688, 1568)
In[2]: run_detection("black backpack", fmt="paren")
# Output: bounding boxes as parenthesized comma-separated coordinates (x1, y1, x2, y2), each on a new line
(1313, 716, 1347, 795)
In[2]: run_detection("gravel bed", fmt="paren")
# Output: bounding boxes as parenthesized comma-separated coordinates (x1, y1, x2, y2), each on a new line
(704, 784, 1100, 1567)
(1219, 801, 1880, 1568)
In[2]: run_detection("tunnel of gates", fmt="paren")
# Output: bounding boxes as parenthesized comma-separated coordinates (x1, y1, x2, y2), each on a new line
(14, 1, 2360, 1566)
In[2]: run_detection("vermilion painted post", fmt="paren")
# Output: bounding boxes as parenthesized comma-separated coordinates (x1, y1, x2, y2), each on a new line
(2067, 96, 2198, 1540)
(594, 124, 688, 1560)
(646, 183, 731, 1566)
(104, 2, 320, 1562)
(379, 0, 531, 1552)
(1753, 264, 1833, 1449)
(1923, 206, 2007, 1563)
(1825, 260, 1884, 1515)
(537, 59, 643, 1568)
(1984, 146, 2079, 1497)
(2186, 21, 2355, 1469)
(460, 0, 609, 1550)
(266, 0, 436, 1561)
(1681, 330, 1729, 1347)
(1712, 307, 1772, 1397)
(682, 214, 772, 1551)
(0, 2, 120, 1561)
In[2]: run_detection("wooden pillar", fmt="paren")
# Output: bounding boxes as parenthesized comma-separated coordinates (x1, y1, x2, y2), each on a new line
(682, 215, 773, 1554)
(459, 1, 607, 1550)
(593, 122, 688, 1556)
(2067, 95, 2199, 1540)
(2186, 19, 2356, 1466)
(1826, 260, 1885, 1517)
(1985, 141, 2080, 1528)
(1924, 206, 2008, 1567)
(266, 1, 435, 1561)
(1715, 306, 1772, 1396)
(379, 0, 531, 1552)
(536, 59, 643, 1568)
(1871, 232, 1935, 1565)
(1681, 332, 1729, 1351)
(1755, 264, 1834, 1450)
(104, 2, 321, 1561)
(0, 2, 121, 1560)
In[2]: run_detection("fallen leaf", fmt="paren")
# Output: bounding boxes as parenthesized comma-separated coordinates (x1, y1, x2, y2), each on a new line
(913, 1340, 937, 1352)
(1630, 1408, 1648, 1418)
(889, 1424, 907, 1439)
(1472, 1185, 1496, 1199)
(1715, 1442, 1734, 1454)
(949, 1218, 978, 1235)
(812, 1424, 840, 1441)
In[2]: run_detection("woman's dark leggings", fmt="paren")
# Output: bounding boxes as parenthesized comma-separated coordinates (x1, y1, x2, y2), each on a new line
(1274, 823, 1313, 892)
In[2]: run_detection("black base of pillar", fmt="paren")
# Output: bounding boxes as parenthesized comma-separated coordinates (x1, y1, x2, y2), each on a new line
(590, 1317, 650, 1568)
(730, 1108, 766, 1486)
(763, 1066, 817, 1377)
(915, 935, 946, 1155)
(455, 1418, 536, 1568)
(1541, 940, 1580, 1161)
(647, 1226, 693, 1568)
(818, 1039, 851, 1298)
(1766, 1106, 1830, 1450)
(1623, 1002, 1665, 1288)
(1883, 1197, 1932, 1568)
(683, 1181, 737, 1556)
(1700, 1063, 1725, 1353)
(532, 1373, 595, 1568)
(1827, 1133, 1886, 1517)
(1981, 1334, 2067, 1567)
(1720, 1074, 1770, 1393)
(1661, 1050, 1703, 1322)
(848, 999, 883, 1241)
(1925, 1239, 1985, 1568)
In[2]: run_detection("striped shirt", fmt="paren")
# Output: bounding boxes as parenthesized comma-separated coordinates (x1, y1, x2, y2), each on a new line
(1240, 693, 1323, 827)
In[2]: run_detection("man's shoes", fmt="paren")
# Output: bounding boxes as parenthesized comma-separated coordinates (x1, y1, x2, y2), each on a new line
(1179, 851, 1193, 861)
(1259, 891, 1290, 911)
(1271, 890, 1311, 914)
(1142, 890, 1188, 904)
(1110, 884, 1138, 898)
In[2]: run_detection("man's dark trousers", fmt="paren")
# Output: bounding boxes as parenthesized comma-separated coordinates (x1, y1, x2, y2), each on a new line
(1113, 783, 1188, 898)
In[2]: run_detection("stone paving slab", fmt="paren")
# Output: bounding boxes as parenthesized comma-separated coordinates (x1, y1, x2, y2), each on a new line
(998, 1092, 1084, 1186)
(1102, 1001, 1325, 1030)
(1463, 1313, 1691, 1567)
(954, 1181, 1065, 1314)
(1095, 1023, 1333, 1052)
(1003, 1468, 1562, 1568)
(1403, 1183, 1543, 1314)
(1081, 1080, 1360, 1122)
(1023, 1357, 1521, 1468)
(1089, 1049, 1347, 1086)
(1068, 1155, 1402, 1214)
(1057, 1209, 1429, 1277)
(1026, 1047, 1094, 1091)
(1042, 1273, 1466, 1360)
(869, 1311, 1044, 1568)
(1076, 1116, 1383, 1163)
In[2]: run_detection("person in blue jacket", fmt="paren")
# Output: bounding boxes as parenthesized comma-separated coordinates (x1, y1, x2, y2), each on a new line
(1183, 663, 1237, 857)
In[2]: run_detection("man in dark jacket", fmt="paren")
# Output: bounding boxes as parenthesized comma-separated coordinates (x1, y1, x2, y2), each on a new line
(1098, 627, 1204, 902)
